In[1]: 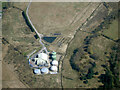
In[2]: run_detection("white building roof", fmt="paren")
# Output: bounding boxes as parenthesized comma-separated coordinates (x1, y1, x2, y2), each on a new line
(38, 53, 48, 61)
(34, 58, 38, 62)
(36, 58, 46, 65)
(34, 53, 48, 65)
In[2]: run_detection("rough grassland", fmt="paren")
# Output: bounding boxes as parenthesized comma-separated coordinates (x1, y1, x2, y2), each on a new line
(89, 36, 116, 60)
(102, 20, 118, 40)
(61, 3, 113, 88)
(2, 7, 41, 88)
(62, 31, 90, 88)
(28, 2, 100, 36)
(13, 2, 28, 11)
(29, 2, 88, 35)
(2, 7, 41, 55)
(2, 62, 28, 88)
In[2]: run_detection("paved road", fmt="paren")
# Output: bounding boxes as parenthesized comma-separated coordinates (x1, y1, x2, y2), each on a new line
(26, 0, 48, 54)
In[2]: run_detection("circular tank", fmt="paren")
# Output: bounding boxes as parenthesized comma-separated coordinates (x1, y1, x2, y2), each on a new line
(52, 55, 56, 60)
(52, 52, 56, 55)
(41, 67, 49, 74)
(52, 60, 58, 66)
(50, 66, 58, 72)
(34, 69, 41, 75)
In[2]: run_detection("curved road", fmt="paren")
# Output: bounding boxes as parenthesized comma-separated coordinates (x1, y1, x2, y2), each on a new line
(26, 0, 48, 54)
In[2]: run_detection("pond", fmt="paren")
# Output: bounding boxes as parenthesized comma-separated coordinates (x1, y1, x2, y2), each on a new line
(43, 37, 56, 43)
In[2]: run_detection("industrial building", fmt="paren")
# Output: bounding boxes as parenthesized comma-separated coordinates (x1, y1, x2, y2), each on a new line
(29, 52, 49, 67)
(35, 53, 49, 65)
(29, 51, 59, 75)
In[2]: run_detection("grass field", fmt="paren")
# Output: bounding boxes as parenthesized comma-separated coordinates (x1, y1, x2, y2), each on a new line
(28, 2, 101, 37)
(2, 61, 28, 88)
(29, 2, 89, 35)
(13, 2, 28, 11)
(102, 20, 118, 40)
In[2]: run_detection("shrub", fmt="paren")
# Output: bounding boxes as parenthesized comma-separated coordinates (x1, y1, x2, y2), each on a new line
(22, 11, 35, 32)
(94, 72, 99, 75)
(80, 76, 87, 80)
(90, 54, 99, 60)
(83, 80, 88, 84)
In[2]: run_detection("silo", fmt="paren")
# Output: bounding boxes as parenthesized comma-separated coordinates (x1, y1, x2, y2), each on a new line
(52, 55, 56, 60)
(52, 60, 58, 66)
(34, 69, 41, 75)
(41, 67, 49, 74)
(52, 52, 56, 55)
(50, 66, 58, 72)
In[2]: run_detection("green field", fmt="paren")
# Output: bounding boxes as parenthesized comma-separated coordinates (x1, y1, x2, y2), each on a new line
(102, 20, 118, 40)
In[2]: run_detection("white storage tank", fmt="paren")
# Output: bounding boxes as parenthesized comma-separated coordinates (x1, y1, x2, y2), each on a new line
(34, 69, 41, 75)
(41, 67, 49, 74)
(52, 52, 56, 55)
(50, 66, 58, 72)
(52, 60, 58, 66)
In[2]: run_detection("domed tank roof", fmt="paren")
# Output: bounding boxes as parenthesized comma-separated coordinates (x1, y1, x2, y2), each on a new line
(52, 55, 56, 59)
(52, 52, 56, 55)
(50, 66, 58, 72)
(41, 67, 49, 74)
(52, 60, 58, 66)
(34, 69, 41, 75)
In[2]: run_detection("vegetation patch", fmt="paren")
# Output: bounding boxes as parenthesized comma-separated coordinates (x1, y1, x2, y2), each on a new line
(98, 45, 120, 88)
(68, 3, 119, 88)
(22, 11, 39, 39)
